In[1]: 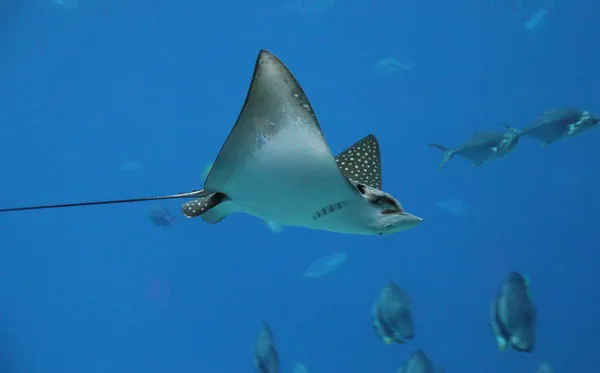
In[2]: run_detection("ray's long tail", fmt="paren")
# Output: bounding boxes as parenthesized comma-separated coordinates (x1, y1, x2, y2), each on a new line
(428, 143, 453, 170)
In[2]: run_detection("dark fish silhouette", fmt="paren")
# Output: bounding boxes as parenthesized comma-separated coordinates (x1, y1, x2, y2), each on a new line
(148, 205, 176, 226)
(371, 281, 414, 344)
(519, 108, 599, 147)
(253, 322, 280, 373)
(397, 349, 443, 373)
(428, 126, 520, 169)
(0, 50, 422, 236)
(489, 271, 537, 352)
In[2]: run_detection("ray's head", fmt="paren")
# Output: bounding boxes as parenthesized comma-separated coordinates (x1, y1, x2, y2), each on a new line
(335, 134, 422, 235)
(355, 183, 422, 235)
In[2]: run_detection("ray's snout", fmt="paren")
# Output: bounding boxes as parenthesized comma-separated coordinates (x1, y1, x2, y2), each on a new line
(399, 211, 423, 228)
(377, 210, 423, 235)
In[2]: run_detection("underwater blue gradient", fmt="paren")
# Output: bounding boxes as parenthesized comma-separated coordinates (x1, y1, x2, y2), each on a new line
(0, 0, 598, 372)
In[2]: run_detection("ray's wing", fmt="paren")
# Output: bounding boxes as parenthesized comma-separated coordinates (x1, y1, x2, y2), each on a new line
(204, 49, 336, 194)
(0, 50, 348, 217)
(335, 134, 382, 190)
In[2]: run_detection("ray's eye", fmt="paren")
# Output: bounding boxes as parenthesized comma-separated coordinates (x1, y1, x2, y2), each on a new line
(356, 183, 403, 214)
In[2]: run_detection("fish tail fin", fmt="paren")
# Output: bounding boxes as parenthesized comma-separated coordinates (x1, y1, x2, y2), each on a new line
(428, 143, 453, 170)
(438, 151, 454, 170)
(496, 336, 508, 352)
(428, 143, 448, 152)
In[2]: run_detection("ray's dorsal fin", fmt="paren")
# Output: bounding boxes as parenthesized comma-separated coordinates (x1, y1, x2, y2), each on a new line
(204, 49, 329, 194)
(0, 189, 207, 213)
(335, 134, 382, 190)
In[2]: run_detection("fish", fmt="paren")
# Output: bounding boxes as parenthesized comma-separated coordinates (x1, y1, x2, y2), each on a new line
(148, 205, 176, 226)
(535, 361, 555, 373)
(301, 252, 347, 278)
(489, 271, 537, 352)
(253, 322, 280, 373)
(0, 50, 422, 236)
(434, 199, 473, 217)
(518, 108, 599, 147)
(291, 363, 308, 373)
(524, 8, 548, 30)
(397, 349, 443, 373)
(371, 281, 415, 344)
(428, 125, 521, 169)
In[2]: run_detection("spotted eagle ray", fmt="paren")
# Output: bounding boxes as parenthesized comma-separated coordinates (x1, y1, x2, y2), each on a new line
(0, 50, 422, 235)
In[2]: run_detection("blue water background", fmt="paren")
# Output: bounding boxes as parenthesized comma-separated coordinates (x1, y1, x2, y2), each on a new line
(1, 0, 598, 372)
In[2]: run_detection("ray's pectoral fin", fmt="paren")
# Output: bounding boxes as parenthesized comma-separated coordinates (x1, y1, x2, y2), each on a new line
(181, 192, 233, 224)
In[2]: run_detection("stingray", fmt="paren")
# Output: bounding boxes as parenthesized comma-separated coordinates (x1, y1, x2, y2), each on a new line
(0, 50, 422, 235)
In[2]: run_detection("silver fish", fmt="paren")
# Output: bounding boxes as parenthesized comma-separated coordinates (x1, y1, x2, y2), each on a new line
(519, 107, 599, 147)
(301, 252, 347, 278)
(148, 204, 176, 226)
(254, 322, 280, 373)
(489, 271, 537, 352)
(429, 125, 520, 169)
(291, 363, 308, 373)
(535, 361, 555, 373)
(397, 349, 443, 373)
(372, 281, 415, 344)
